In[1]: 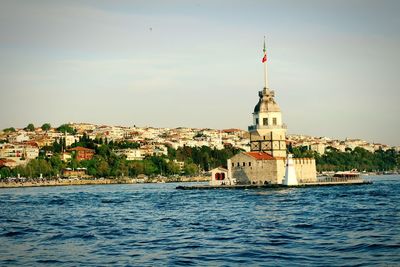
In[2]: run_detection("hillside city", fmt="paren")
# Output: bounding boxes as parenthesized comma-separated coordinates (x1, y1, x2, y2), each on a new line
(0, 122, 398, 171)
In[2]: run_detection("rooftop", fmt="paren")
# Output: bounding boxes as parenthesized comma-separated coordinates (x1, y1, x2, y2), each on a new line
(245, 152, 275, 160)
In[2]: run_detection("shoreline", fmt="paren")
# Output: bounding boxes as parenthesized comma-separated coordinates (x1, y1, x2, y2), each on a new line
(176, 180, 373, 190)
(0, 176, 209, 189)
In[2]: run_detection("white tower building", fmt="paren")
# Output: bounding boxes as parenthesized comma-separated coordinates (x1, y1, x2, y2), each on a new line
(248, 38, 287, 158)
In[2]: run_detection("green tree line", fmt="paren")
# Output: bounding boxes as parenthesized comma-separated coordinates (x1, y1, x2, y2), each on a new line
(289, 145, 400, 172)
(0, 138, 243, 179)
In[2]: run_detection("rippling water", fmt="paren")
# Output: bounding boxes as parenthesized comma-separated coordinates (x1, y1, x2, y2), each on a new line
(0, 175, 399, 266)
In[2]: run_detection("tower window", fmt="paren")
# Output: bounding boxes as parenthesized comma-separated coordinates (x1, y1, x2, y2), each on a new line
(249, 162, 251, 166)
(263, 118, 268, 126)
(273, 118, 277, 125)
(243, 162, 246, 166)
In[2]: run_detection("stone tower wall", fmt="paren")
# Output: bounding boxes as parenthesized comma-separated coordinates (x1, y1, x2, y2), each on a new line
(294, 158, 317, 183)
(229, 153, 284, 184)
(229, 153, 317, 185)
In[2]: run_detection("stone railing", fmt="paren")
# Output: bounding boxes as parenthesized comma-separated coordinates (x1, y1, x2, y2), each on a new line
(248, 124, 287, 131)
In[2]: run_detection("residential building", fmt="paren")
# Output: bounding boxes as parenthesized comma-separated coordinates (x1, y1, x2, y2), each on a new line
(68, 147, 95, 161)
(114, 149, 144, 161)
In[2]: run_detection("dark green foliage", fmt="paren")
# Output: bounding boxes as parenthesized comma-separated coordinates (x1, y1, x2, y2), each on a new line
(111, 141, 140, 149)
(184, 163, 198, 175)
(3, 127, 16, 133)
(71, 133, 95, 149)
(10, 159, 53, 178)
(0, 167, 11, 179)
(292, 146, 400, 172)
(57, 124, 76, 135)
(41, 123, 51, 131)
(49, 154, 65, 175)
(24, 123, 35, 132)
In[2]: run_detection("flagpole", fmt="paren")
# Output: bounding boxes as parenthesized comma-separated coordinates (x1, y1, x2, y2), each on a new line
(264, 57, 268, 89)
(263, 36, 269, 89)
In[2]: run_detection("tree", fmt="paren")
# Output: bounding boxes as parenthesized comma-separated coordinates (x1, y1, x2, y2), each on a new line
(184, 163, 198, 176)
(97, 160, 110, 177)
(25, 123, 35, 132)
(52, 140, 62, 153)
(57, 124, 76, 135)
(68, 158, 79, 170)
(128, 161, 144, 177)
(49, 155, 64, 175)
(41, 123, 51, 131)
(112, 159, 128, 177)
(143, 160, 158, 176)
(113, 141, 140, 149)
(96, 144, 111, 159)
(166, 161, 180, 175)
(3, 127, 16, 133)
(0, 167, 11, 179)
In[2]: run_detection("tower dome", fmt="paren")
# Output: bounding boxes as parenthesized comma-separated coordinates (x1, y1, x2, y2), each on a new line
(253, 88, 281, 113)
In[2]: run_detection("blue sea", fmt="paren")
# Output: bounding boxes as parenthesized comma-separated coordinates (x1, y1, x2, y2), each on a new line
(0, 175, 399, 266)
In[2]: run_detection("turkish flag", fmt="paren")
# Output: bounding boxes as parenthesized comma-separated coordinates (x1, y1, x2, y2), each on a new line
(262, 53, 267, 63)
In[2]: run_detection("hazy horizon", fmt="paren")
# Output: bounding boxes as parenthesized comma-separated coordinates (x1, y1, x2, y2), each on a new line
(1, 0, 399, 146)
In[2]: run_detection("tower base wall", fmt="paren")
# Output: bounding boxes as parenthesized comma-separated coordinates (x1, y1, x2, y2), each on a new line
(294, 158, 317, 183)
(229, 153, 317, 185)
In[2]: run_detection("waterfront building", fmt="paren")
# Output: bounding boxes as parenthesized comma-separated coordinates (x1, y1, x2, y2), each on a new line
(214, 39, 317, 185)
(210, 167, 231, 186)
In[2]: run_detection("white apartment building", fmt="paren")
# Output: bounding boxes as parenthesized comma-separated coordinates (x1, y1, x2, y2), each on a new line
(310, 143, 326, 155)
(0, 143, 39, 166)
(114, 149, 144, 161)
(8, 133, 30, 143)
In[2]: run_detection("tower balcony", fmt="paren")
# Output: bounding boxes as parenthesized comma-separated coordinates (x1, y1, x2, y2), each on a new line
(248, 124, 287, 131)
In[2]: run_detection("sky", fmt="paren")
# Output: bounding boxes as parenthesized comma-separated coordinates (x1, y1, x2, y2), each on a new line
(0, 0, 399, 146)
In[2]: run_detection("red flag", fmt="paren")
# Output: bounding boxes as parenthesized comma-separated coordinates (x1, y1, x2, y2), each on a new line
(262, 53, 267, 63)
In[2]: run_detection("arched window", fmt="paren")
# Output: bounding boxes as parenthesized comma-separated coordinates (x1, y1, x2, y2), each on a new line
(215, 173, 220, 180)
(221, 173, 225, 180)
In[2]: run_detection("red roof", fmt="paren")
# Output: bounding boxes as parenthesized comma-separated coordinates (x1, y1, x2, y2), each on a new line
(0, 158, 16, 167)
(245, 152, 275, 160)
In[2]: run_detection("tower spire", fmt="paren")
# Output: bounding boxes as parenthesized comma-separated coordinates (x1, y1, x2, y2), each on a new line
(262, 36, 269, 89)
